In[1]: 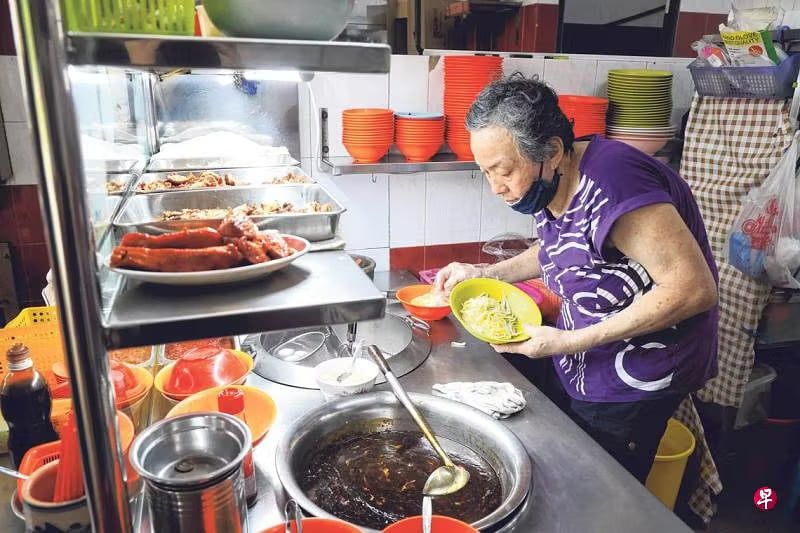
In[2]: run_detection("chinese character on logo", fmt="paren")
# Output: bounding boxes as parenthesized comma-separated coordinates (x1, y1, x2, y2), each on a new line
(753, 486, 777, 511)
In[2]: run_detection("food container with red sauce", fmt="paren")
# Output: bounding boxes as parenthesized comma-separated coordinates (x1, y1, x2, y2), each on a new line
(158, 337, 236, 366)
(109, 345, 157, 368)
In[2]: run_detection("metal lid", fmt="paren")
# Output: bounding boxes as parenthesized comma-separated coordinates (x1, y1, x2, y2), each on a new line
(129, 412, 252, 488)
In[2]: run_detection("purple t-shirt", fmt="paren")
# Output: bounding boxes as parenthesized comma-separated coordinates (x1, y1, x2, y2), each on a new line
(534, 137, 718, 402)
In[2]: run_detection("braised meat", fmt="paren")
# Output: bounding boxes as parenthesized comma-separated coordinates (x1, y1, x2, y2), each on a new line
(111, 216, 297, 273)
(120, 228, 223, 249)
(110, 244, 243, 272)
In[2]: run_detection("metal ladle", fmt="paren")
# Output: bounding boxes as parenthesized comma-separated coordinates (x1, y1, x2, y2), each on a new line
(367, 345, 470, 497)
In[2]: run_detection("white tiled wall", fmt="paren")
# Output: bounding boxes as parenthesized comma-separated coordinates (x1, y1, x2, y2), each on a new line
(389, 172, 426, 247)
(542, 57, 599, 95)
(308, 53, 695, 264)
(0, 55, 37, 185)
(424, 170, 483, 245)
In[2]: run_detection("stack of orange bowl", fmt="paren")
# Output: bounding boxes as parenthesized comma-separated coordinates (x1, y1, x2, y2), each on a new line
(394, 112, 445, 162)
(558, 95, 609, 138)
(342, 108, 394, 163)
(444, 55, 503, 160)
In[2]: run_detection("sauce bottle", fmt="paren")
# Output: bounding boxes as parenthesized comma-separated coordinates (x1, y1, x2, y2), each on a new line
(0, 343, 59, 468)
(218, 387, 257, 507)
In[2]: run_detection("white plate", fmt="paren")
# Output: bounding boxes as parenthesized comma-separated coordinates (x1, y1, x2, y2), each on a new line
(110, 234, 310, 286)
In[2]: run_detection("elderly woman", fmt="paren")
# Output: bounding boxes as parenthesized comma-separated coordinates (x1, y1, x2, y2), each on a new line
(435, 75, 718, 483)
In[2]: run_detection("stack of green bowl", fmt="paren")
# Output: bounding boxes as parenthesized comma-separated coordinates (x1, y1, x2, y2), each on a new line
(606, 69, 673, 128)
(606, 69, 675, 155)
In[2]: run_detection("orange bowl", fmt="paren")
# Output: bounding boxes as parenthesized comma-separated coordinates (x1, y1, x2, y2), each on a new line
(261, 518, 361, 533)
(383, 516, 478, 532)
(396, 137, 444, 145)
(396, 141, 442, 162)
(343, 119, 394, 126)
(396, 284, 451, 321)
(396, 125, 445, 133)
(343, 138, 393, 145)
(343, 141, 391, 163)
(166, 385, 277, 446)
(155, 350, 253, 401)
(448, 139, 474, 160)
(343, 137, 394, 144)
(343, 128, 394, 135)
(343, 107, 393, 116)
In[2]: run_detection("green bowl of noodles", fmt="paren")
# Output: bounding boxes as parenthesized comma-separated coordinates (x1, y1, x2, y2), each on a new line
(450, 278, 542, 344)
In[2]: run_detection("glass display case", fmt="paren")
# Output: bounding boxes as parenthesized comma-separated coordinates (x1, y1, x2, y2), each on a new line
(7, 1, 391, 530)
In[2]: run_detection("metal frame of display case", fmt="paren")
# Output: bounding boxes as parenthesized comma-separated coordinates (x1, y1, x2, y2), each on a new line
(8, 1, 391, 531)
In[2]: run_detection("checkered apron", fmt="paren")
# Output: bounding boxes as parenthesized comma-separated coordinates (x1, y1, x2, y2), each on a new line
(675, 95, 794, 525)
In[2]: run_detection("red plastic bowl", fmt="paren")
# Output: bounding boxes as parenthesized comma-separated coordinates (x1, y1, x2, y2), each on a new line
(164, 346, 249, 397)
(448, 139, 474, 160)
(343, 141, 391, 163)
(261, 518, 362, 533)
(396, 284, 451, 321)
(396, 141, 442, 162)
(383, 516, 477, 532)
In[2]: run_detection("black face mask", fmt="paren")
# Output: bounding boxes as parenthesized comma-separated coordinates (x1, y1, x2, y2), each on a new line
(506, 162, 561, 215)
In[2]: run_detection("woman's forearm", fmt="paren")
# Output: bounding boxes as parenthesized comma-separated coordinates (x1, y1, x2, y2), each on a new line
(565, 282, 716, 354)
(483, 244, 542, 283)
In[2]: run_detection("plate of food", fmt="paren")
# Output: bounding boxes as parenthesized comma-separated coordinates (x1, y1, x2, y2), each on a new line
(450, 278, 542, 344)
(109, 215, 309, 286)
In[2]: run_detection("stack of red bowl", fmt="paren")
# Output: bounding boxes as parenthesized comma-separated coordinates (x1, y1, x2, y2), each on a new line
(395, 112, 445, 162)
(444, 55, 503, 160)
(558, 95, 608, 138)
(342, 108, 394, 163)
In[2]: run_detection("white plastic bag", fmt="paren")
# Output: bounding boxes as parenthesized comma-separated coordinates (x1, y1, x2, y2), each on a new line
(728, 132, 800, 289)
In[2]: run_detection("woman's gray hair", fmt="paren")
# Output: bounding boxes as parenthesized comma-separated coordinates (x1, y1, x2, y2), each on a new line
(465, 73, 575, 162)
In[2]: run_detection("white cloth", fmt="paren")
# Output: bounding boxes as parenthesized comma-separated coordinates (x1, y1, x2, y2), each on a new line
(432, 382, 526, 419)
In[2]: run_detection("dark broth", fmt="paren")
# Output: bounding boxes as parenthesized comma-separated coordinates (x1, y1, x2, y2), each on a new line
(299, 430, 502, 530)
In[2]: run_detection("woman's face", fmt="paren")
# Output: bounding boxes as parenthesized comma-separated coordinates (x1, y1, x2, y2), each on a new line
(471, 126, 539, 204)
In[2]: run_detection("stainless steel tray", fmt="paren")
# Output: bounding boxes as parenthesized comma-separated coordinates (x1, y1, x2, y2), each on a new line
(121, 166, 314, 195)
(146, 153, 299, 172)
(114, 184, 345, 242)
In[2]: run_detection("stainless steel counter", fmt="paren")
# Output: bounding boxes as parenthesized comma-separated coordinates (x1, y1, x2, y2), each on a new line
(1, 302, 692, 532)
(242, 301, 692, 533)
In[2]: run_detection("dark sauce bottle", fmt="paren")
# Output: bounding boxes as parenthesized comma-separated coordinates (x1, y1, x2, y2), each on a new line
(0, 343, 59, 468)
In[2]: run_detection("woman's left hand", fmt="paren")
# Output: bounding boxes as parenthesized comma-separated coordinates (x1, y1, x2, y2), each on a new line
(491, 324, 571, 359)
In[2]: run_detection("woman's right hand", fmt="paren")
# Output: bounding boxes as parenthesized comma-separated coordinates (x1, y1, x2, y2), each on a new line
(434, 262, 484, 295)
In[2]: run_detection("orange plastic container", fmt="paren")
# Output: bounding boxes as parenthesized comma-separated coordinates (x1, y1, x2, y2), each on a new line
(261, 518, 362, 533)
(396, 285, 451, 321)
(155, 350, 253, 401)
(166, 385, 277, 446)
(383, 516, 477, 532)
(17, 411, 135, 496)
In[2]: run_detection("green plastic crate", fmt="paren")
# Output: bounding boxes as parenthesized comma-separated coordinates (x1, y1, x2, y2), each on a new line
(64, 0, 196, 35)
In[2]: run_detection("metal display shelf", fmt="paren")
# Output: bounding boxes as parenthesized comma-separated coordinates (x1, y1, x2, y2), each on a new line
(103, 251, 385, 348)
(66, 33, 391, 73)
(322, 153, 480, 175)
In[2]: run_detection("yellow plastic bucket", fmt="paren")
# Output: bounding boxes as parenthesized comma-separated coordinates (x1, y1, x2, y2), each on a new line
(645, 418, 696, 510)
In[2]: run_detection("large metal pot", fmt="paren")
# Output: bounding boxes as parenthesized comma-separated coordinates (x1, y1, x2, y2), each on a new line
(275, 392, 531, 532)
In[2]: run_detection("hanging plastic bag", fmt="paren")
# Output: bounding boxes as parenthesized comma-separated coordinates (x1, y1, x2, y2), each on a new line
(727, 132, 800, 289)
